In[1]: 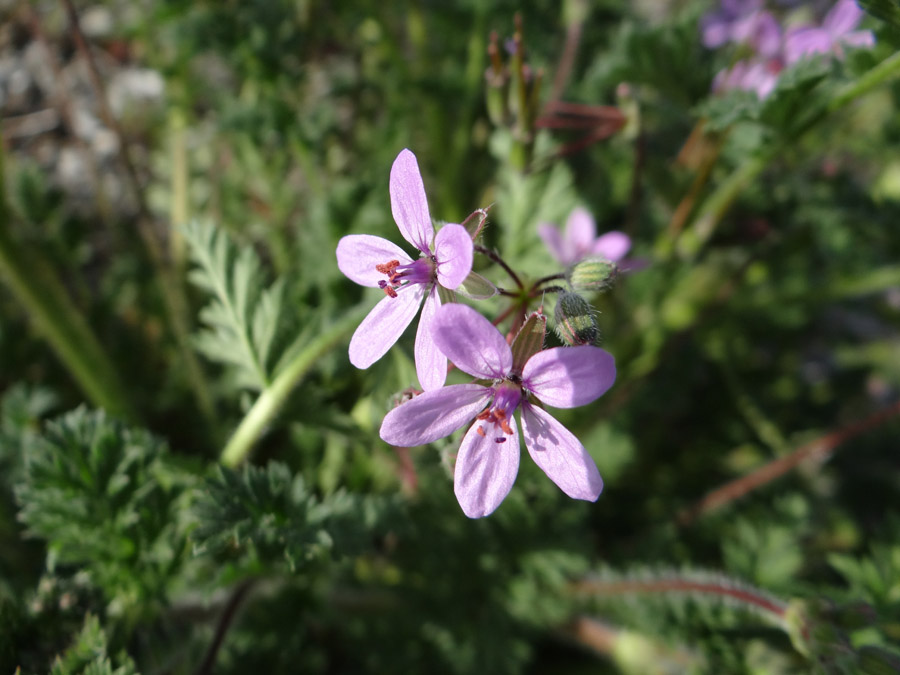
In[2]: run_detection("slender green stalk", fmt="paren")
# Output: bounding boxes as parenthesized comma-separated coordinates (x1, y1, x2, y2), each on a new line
(220, 303, 370, 467)
(0, 143, 136, 419)
(680, 49, 900, 257)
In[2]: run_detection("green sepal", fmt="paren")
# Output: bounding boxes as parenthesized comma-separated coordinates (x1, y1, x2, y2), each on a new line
(511, 311, 546, 374)
(455, 271, 498, 300)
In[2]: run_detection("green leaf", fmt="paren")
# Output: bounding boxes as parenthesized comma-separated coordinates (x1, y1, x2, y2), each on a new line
(184, 220, 298, 392)
(758, 57, 832, 134)
(695, 89, 763, 132)
(49, 614, 139, 675)
(859, 0, 900, 33)
(15, 408, 194, 612)
(191, 462, 396, 573)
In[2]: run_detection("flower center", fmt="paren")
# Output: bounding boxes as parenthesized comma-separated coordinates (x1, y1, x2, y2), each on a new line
(474, 382, 522, 444)
(375, 257, 435, 298)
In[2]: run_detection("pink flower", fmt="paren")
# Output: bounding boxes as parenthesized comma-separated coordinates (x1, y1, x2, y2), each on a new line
(785, 0, 874, 64)
(538, 207, 631, 267)
(380, 303, 616, 518)
(714, 57, 783, 99)
(336, 149, 473, 391)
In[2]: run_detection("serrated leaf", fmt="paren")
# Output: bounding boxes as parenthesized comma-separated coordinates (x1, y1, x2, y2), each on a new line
(759, 57, 832, 133)
(695, 89, 763, 132)
(191, 462, 396, 573)
(183, 220, 301, 392)
(50, 614, 139, 675)
(15, 408, 194, 611)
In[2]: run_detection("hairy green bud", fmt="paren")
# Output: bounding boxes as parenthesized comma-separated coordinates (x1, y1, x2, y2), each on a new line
(554, 292, 598, 346)
(568, 257, 618, 294)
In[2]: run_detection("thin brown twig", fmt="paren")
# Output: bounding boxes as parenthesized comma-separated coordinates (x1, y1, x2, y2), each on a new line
(678, 399, 900, 526)
(193, 579, 255, 675)
(548, 3, 586, 105)
(533, 272, 566, 287)
(474, 244, 523, 289)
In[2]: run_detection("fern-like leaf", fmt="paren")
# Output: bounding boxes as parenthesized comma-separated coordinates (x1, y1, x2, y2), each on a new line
(191, 462, 395, 573)
(15, 408, 194, 611)
(49, 614, 139, 675)
(184, 220, 291, 391)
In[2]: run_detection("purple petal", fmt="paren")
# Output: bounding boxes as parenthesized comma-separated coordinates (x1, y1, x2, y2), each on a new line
(592, 231, 631, 262)
(336, 234, 412, 288)
(702, 16, 733, 49)
(785, 27, 833, 64)
(523, 346, 616, 409)
(521, 403, 603, 501)
(538, 223, 569, 265)
(841, 29, 875, 49)
(415, 287, 446, 391)
(432, 304, 512, 380)
(380, 383, 492, 446)
(565, 207, 597, 261)
(433, 224, 473, 290)
(824, 0, 864, 36)
(739, 60, 779, 99)
(390, 149, 434, 254)
(752, 12, 783, 57)
(454, 415, 520, 518)
(348, 285, 425, 369)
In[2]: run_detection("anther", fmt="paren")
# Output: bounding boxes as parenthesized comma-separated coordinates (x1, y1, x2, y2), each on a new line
(494, 437, 506, 444)
(375, 260, 401, 274)
(476, 426, 486, 437)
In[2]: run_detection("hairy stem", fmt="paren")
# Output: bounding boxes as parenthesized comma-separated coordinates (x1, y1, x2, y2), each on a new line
(678, 399, 900, 525)
(474, 244, 524, 289)
(573, 576, 787, 622)
(193, 579, 255, 675)
(221, 303, 370, 467)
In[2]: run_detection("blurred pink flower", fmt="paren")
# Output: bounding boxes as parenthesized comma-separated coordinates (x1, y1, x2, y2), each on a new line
(785, 0, 874, 64)
(538, 207, 631, 267)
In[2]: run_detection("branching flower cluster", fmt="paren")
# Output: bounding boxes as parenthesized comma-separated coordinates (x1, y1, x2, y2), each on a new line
(336, 149, 619, 517)
(704, 0, 874, 99)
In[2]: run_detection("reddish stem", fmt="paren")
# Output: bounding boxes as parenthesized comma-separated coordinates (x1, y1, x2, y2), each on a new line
(573, 577, 787, 621)
(678, 399, 900, 525)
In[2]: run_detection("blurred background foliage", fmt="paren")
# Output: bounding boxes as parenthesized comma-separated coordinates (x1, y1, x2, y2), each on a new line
(1, 0, 900, 672)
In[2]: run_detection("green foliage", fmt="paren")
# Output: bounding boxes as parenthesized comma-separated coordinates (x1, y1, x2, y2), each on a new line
(2, 0, 900, 673)
(191, 462, 396, 574)
(184, 220, 307, 392)
(15, 409, 193, 616)
(590, 10, 712, 106)
(859, 0, 900, 33)
(49, 615, 139, 675)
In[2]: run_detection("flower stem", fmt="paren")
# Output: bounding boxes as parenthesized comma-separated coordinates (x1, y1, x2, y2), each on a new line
(220, 303, 370, 467)
(0, 144, 136, 419)
(474, 244, 524, 289)
(573, 575, 787, 622)
(678, 399, 900, 525)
